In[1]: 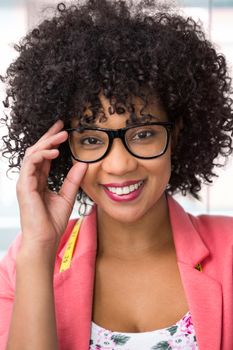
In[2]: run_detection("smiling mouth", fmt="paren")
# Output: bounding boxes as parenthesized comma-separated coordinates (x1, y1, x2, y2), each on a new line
(105, 180, 144, 196)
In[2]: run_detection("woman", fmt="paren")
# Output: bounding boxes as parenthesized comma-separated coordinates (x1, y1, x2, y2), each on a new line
(0, 0, 233, 349)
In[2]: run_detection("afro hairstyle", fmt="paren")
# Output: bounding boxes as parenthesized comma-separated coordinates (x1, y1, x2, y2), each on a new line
(1, 0, 233, 200)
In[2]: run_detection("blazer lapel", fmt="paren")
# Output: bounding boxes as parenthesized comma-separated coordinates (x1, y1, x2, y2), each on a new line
(167, 195, 223, 350)
(55, 208, 97, 350)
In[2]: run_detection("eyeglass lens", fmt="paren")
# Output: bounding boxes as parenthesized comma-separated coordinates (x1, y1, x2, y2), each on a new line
(69, 124, 168, 162)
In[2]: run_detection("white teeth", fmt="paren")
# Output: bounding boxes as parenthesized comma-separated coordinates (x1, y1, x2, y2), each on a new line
(129, 185, 135, 191)
(107, 181, 144, 195)
(123, 187, 130, 194)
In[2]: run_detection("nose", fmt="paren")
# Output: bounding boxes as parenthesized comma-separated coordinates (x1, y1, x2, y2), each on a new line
(101, 138, 138, 175)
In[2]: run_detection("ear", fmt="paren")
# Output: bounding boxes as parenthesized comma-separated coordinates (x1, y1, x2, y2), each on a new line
(171, 118, 183, 153)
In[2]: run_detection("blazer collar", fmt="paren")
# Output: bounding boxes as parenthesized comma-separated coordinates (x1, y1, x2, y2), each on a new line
(54, 206, 97, 349)
(167, 194, 210, 267)
(58, 206, 97, 261)
(167, 195, 222, 350)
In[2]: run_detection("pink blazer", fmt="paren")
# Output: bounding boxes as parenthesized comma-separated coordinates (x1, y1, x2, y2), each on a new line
(0, 195, 232, 350)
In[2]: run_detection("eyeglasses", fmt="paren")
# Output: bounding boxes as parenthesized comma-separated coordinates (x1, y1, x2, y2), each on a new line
(66, 121, 174, 163)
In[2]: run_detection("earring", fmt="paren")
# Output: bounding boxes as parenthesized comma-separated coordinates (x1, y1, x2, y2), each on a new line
(77, 190, 93, 216)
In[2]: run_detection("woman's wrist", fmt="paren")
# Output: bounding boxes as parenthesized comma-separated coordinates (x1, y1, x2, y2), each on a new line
(17, 241, 58, 273)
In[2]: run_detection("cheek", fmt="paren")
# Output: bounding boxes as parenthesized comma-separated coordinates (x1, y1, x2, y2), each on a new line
(145, 148, 171, 176)
(144, 154, 171, 199)
(160, 152, 172, 180)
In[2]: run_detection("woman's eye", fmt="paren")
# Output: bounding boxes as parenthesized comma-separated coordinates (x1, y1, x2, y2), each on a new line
(81, 137, 103, 145)
(132, 130, 154, 140)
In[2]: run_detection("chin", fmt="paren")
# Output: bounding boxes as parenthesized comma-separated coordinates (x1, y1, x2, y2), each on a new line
(102, 206, 148, 223)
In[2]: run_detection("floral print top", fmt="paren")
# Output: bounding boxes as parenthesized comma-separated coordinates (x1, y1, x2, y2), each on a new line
(89, 311, 198, 349)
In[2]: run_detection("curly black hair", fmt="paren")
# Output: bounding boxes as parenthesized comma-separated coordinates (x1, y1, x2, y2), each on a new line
(1, 0, 233, 199)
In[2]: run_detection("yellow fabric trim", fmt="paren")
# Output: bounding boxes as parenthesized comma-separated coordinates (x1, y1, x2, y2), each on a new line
(59, 217, 83, 272)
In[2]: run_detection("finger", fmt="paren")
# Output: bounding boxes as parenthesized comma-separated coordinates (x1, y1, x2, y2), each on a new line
(25, 131, 68, 158)
(39, 119, 64, 142)
(34, 130, 68, 151)
(36, 131, 68, 189)
(59, 162, 88, 208)
(37, 158, 52, 192)
(18, 149, 59, 193)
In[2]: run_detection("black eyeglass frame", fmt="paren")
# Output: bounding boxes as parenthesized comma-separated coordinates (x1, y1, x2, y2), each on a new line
(66, 121, 175, 163)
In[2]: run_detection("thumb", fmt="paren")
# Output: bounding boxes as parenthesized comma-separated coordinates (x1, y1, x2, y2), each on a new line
(58, 162, 88, 207)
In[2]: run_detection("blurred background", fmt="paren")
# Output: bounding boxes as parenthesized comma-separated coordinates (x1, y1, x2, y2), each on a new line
(0, 0, 233, 258)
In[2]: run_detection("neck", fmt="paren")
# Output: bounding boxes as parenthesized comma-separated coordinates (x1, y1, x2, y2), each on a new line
(96, 193, 173, 260)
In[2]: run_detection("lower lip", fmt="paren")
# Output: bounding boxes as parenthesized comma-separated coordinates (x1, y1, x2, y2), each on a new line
(103, 182, 145, 202)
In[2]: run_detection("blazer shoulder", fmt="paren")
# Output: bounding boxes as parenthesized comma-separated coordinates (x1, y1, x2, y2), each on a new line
(189, 213, 233, 246)
(0, 233, 22, 290)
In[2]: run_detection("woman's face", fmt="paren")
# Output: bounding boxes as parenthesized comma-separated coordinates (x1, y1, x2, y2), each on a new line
(72, 93, 172, 223)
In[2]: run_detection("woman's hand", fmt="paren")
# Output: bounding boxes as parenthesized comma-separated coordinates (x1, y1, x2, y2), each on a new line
(6, 120, 85, 350)
(16, 119, 88, 259)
